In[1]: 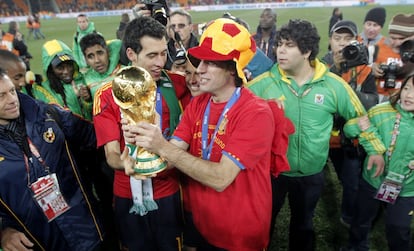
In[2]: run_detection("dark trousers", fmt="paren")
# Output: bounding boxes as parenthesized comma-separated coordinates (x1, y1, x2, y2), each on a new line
(183, 210, 227, 251)
(270, 171, 325, 251)
(114, 191, 183, 251)
(348, 179, 414, 251)
(329, 147, 364, 224)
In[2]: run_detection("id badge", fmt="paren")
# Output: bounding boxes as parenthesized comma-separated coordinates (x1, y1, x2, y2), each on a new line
(374, 171, 405, 204)
(31, 173, 70, 222)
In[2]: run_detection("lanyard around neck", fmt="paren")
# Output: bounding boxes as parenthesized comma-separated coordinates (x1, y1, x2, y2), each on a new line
(24, 138, 50, 187)
(201, 87, 241, 160)
(386, 112, 401, 162)
(156, 87, 163, 133)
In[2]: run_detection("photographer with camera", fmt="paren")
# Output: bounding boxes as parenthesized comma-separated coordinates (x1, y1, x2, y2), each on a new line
(165, 9, 199, 71)
(399, 39, 414, 77)
(132, 0, 169, 26)
(322, 20, 379, 228)
(371, 13, 414, 103)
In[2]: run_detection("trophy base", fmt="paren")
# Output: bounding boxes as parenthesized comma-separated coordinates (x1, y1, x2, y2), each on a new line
(134, 155, 168, 175)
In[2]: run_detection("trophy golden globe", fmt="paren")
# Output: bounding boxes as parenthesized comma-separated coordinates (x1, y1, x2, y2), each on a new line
(112, 66, 167, 175)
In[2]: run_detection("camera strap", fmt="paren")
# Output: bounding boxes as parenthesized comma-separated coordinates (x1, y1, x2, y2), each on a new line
(350, 68, 361, 91)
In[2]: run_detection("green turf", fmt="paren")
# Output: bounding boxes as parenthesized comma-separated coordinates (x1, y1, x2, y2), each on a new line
(20, 4, 410, 74)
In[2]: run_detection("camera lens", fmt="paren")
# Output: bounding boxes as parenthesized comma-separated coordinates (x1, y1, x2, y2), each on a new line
(342, 45, 359, 61)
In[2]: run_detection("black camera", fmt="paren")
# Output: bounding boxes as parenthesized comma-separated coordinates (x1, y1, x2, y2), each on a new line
(379, 62, 402, 89)
(402, 51, 414, 63)
(400, 39, 414, 63)
(142, 0, 168, 26)
(174, 49, 187, 65)
(340, 40, 368, 71)
(172, 31, 187, 65)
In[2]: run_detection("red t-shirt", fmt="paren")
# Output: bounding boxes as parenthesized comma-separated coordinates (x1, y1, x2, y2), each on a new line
(173, 88, 273, 251)
(93, 71, 190, 199)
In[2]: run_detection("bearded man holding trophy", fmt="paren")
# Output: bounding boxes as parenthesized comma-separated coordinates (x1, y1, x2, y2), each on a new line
(93, 16, 191, 251)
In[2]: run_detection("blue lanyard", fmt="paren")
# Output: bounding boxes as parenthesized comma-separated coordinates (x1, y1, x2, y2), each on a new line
(201, 87, 241, 160)
(156, 87, 163, 133)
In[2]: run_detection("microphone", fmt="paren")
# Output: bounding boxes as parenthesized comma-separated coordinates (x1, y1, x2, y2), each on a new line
(173, 31, 187, 65)
(174, 32, 186, 50)
(25, 71, 36, 85)
(25, 71, 43, 85)
(174, 31, 181, 43)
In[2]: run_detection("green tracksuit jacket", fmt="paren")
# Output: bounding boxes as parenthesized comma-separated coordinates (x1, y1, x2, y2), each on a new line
(247, 59, 386, 177)
(35, 39, 91, 120)
(344, 102, 414, 196)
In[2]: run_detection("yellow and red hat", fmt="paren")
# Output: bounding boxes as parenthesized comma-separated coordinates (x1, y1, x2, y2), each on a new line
(188, 18, 256, 84)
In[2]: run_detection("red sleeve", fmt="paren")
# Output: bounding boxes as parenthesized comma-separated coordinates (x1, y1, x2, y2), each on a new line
(168, 71, 191, 110)
(93, 87, 123, 148)
(268, 101, 295, 177)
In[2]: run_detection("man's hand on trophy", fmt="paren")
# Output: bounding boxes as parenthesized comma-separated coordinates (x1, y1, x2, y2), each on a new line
(132, 122, 166, 155)
(121, 119, 166, 154)
(121, 118, 137, 145)
(120, 146, 156, 180)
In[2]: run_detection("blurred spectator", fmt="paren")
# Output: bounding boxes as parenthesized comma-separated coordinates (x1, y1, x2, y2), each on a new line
(0, 21, 32, 71)
(73, 14, 98, 72)
(360, 7, 387, 46)
(26, 15, 34, 40)
(329, 7, 343, 34)
(359, 7, 386, 65)
(0, 48, 27, 92)
(0, 48, 45, 98)
(253, 8, 277, 62)
(222, 11, 273, 81)
(33, 13, 46, 40)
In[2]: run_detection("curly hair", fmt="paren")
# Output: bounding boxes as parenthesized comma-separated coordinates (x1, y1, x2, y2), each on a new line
(276, 19, 320, 61)
(123, 16, 166, 54)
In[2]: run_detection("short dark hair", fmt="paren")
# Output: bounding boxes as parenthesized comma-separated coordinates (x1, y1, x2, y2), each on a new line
(276, 19, 320, 62)
(262, 8, 277, 20)
(0, 49, 24, 69)
(77, 14, 88, 19)
(80, 33, 107, 55)
(123, 16, 166, 55)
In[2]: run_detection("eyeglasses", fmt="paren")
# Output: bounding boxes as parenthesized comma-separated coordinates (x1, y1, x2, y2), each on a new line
(169, 23, 187, 29)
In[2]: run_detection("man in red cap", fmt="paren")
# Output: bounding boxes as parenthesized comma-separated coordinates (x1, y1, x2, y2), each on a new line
(121, 18, 275, 251)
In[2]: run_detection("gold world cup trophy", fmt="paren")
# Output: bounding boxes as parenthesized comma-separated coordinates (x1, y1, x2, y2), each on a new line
(112, 66, 167, 175)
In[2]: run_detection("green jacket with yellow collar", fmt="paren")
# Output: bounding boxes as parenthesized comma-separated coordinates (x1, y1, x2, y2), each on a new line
(247, 59, 386, 177)
(345, 102, 414, 196)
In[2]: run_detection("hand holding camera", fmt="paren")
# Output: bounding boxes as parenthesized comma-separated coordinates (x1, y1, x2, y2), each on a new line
(339, 40, 368, 72)
(134, 0, 168, 26)
(132, 4, 151, 18)
(379, 62, 402, 89)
